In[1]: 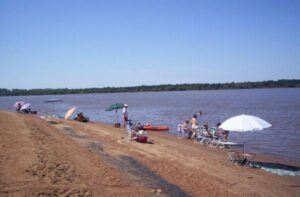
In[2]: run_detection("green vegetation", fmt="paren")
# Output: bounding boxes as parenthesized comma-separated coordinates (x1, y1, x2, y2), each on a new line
(0, 79, 299, 96)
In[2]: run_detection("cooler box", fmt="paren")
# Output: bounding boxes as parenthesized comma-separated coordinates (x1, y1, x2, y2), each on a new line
(136, 135, 148, 143)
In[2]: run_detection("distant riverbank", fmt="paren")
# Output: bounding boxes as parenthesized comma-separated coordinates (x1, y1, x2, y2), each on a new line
(1, 79, 299, 96)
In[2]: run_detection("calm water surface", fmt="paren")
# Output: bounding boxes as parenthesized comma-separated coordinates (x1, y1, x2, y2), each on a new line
(0, 88, 299, 162)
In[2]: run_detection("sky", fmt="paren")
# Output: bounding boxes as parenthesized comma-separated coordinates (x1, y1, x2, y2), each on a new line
(0, 0, 299, 89)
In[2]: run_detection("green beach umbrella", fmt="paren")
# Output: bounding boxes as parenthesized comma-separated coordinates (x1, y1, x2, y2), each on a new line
(105, 103, 124, 123)
(105, 103, 124, 111)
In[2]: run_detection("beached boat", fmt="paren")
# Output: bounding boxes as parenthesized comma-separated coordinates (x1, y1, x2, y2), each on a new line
(44, 99, 63, 102)
(141, 124, 169, 131)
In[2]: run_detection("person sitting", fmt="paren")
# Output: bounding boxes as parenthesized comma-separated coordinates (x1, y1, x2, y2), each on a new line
(182, 120, 191, 134)
(203, 123, 213, 138)
(216, 122, 229, 141)
(178, 120, 190, 135)
(74, 112, 89, 122)
(16, 103, 22, 112)
(130, 121, 143, 132)
(124, 123, 138, 141)
(21, 108, 29, 114)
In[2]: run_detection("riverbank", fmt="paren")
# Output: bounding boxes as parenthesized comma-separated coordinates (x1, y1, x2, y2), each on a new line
(1, 79, 299, 96)
(0, 111, 299, 196)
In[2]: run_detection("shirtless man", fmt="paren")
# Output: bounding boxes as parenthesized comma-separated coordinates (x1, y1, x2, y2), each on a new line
(190, 114, 198, 139)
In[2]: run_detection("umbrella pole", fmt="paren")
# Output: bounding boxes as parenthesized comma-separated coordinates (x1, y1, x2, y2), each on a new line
(115, 109, 119, 123)
(242, 137, 246, 153)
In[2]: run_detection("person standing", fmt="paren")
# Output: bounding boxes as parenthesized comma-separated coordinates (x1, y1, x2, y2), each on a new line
(190, 114, 199, 139)
(122, 104, 129, 128)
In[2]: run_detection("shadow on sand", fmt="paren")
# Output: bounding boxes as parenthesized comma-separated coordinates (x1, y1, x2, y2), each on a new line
(87, 142, 188, 197)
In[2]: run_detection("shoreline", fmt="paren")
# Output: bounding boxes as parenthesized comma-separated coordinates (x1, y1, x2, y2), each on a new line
(74, 119, 300, 166)
(146, 130, 300, 169)
(157, 131, 300, 166)
(1, 110, 300, 196)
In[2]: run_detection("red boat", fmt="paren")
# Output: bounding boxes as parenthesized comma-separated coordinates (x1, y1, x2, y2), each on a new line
(141, 124, 169, 131)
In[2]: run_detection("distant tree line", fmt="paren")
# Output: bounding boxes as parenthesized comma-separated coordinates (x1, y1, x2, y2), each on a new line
(0, 79, 299, 96)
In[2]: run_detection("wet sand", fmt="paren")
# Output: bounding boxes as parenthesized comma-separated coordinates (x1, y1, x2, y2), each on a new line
(0, 111, 299, 196)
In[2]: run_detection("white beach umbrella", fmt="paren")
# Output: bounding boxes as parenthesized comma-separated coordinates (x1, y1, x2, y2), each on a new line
(220, 114, 272, 154)
(64, 107, 76, 120)
(20, 103, 31, 111)
(220, 114, 271, 132)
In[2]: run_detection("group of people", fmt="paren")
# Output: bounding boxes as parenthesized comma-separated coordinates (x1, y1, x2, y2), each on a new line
(74, 112, 89, 122)
(121, 106, 230, 142)
(15, 100, 228, 143)
(178, 111, 229, 142)
(15, 102, 37, 115)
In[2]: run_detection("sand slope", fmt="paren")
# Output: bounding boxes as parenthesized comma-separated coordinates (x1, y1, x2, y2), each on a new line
(0, 111, 299, 196)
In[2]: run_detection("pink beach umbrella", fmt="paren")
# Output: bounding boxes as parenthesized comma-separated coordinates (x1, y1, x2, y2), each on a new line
(14, 101, 25, 108)
(64, 107, 76, 120)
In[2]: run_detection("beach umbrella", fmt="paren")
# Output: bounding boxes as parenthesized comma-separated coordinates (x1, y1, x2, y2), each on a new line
(220, 114, 271, 153)
(105, 103, 124, 111)
(105, 103, 124, 123)
(220, 114, 271, 132)
(14, 101, 25, 108)
(20, 103, 31, 111)
(64, 107, 76, 120)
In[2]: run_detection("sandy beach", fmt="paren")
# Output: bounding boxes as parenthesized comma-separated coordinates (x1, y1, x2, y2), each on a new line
(0, 111, 299, 197)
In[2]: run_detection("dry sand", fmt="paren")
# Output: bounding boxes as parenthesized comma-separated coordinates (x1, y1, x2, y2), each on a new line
(0, 111, 299, 196)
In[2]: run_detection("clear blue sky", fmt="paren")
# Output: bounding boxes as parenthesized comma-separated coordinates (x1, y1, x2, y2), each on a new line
(0, 0, 299, 89)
